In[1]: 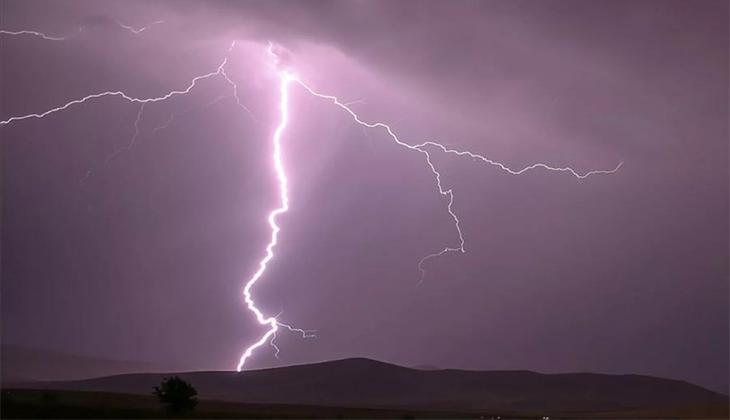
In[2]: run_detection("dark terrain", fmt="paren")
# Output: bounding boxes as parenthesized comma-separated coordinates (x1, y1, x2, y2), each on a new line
(9, 357, 727, 411)
(3, 388, 726, 419)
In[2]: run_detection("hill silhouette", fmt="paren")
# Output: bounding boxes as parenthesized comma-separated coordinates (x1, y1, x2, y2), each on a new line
(14, 357, 728, 412)
(412, 364, 442, 370)
(0, 345, 190, 384)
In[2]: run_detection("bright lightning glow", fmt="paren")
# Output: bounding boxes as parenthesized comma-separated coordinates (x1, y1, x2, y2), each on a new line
(0, 29, 621, 373)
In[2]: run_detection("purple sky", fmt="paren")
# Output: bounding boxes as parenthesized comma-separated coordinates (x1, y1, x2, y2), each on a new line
(1, 0, 728, 393)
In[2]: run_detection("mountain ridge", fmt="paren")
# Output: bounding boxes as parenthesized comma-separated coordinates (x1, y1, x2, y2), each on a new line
(12, 356, 727, 412)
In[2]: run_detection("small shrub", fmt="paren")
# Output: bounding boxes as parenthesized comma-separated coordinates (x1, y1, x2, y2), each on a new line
(152, 376, 198, 416)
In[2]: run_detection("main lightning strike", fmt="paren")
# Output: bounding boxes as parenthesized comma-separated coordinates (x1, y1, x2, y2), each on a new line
(1, 27, 621, 372)
(236, 71, 315, 371)
(233, 44, 622, 368)
(1, 32, 313, 368)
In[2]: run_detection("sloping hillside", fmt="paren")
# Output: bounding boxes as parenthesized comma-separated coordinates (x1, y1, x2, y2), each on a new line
(18, 357, 728, 412)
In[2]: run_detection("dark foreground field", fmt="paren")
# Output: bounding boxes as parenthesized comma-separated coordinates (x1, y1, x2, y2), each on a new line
(1, 388, 489, 419)
(1, 389, 728, 419)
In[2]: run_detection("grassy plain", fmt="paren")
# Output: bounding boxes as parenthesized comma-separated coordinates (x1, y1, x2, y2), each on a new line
(2, 388, 728, 419)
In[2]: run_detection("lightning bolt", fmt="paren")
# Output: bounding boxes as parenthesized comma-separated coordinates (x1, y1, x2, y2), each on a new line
(281, 69, 623, 287)
(235, 71, 304, 371)
(0, 27, 621, 373)
(0, 28, 82, 41)
(0, 19, 161, 41)
(80, 102, 146, 185)
(116, 20, 164, 35)
(235, 43, 622, 369)
(0, 57, 230, 126)
(151, 94, 232, 135)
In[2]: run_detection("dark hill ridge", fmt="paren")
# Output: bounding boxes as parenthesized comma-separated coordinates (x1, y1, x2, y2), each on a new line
(15, 357, 728, 412)
(412, 364, 442, 370)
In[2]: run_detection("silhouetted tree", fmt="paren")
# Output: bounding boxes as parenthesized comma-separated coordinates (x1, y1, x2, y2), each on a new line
(152, 376, 198, 416)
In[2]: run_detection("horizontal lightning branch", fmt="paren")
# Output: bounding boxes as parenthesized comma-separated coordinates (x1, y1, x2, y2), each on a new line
(0, 19, 163, 42)
(0, 28, 82, 41)
(286, 76, 622, 287)
(116, 20, 165, 35)
(0, 57, 228, 126)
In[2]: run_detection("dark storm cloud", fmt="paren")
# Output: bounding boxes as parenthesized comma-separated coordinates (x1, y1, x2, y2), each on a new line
(1, 0, 727, 395)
